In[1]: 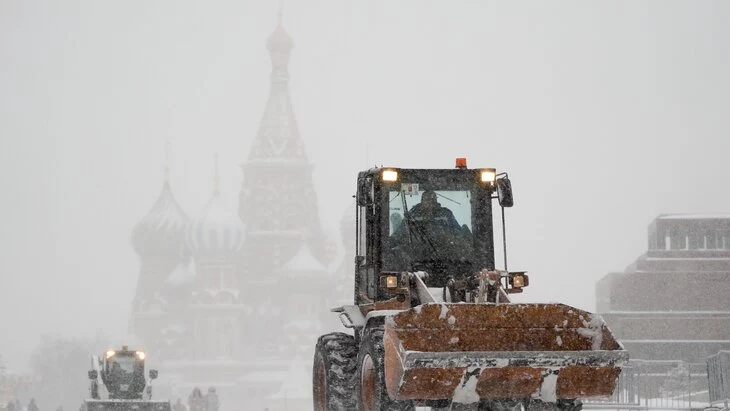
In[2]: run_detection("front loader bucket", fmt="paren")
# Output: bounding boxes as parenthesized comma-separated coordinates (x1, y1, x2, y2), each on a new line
(383, 303, 628, 403)
(84, 400, 171, 411)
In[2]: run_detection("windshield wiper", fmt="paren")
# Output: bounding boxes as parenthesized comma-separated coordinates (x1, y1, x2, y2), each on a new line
(435, 192, 462, 206)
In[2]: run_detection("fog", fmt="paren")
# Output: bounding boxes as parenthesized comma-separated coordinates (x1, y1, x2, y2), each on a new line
(1, 0, 729, 379)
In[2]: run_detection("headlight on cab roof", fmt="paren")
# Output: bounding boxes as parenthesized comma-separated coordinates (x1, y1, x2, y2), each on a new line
(135, 351, 145, 360)
(382, 169, 398, 182)
(480, 168, 496, 184)
(105, 350, 115, 359)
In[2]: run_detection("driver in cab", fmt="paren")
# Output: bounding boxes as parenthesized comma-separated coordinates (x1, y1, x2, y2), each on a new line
(388, 190, 471, 269)
(403, 190, 461, 231)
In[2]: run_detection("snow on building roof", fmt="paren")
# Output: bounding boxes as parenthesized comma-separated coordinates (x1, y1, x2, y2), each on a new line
(154, 291, 168, 305)
(132, 181, 190, 257)
(196, 288, 240, 301)
(282, 242, 326, 274)
(165, 260, 196, 286)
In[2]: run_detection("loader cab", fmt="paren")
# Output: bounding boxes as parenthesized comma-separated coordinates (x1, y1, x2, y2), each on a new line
(354, 165, 512, 306)
(101, 347, 147, 400)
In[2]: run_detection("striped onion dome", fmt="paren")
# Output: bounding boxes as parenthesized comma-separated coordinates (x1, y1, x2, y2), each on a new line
(131, 181, 190, 257)
(186, 191, 245, 254)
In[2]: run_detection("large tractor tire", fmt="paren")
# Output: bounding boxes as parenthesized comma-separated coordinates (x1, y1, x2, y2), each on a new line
(356, 327, 415, 411)
(555, 399, 582, 411)
(313, 332, 358, 411)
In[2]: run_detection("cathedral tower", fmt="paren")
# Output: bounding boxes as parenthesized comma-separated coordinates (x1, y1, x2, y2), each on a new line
(239, 13, 329, 274)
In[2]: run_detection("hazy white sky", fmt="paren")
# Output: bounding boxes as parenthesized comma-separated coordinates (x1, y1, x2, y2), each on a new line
(1, 0, 729, 371)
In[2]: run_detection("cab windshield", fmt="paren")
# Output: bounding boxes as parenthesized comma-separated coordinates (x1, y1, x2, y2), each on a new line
(107, 355, 137, 382)
(384, 181, 476, 274)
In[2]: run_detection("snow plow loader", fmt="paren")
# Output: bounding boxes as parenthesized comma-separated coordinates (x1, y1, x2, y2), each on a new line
(85, 345, 170, 411)
(313, 160, 628, 410)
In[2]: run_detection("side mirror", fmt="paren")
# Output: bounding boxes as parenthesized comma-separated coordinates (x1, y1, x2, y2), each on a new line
(497, 177, 514, 208)
(149, 369, 158, 380)
(88, 370, 98, 380)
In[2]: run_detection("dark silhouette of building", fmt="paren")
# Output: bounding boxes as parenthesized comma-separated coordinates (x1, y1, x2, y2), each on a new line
(597, 214, 730, 363)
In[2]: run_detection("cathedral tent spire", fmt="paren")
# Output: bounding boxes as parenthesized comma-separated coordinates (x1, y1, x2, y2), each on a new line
(246, 12, 305, 162)
(239, 13, 330, 272)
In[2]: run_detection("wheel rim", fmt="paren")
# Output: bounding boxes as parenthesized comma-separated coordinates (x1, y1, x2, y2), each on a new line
(360, 353, 376, 411)
(313, 354, 326, 411)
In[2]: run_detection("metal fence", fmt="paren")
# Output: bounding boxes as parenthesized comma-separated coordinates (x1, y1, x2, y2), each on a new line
(708, 351, 730, 408)
(583, 360, 710, 410)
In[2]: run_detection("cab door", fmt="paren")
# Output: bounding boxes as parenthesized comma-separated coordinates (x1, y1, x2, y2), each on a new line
(355, 174, 377, 306)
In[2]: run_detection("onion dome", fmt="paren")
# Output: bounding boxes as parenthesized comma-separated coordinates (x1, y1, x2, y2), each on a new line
(131, 181, 190, 257)
(186, 156, 245, 254)
(266, 13, 293, 53)
(186, 192, 245, 254)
